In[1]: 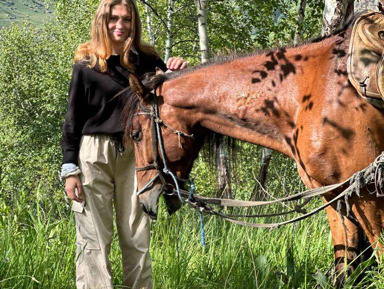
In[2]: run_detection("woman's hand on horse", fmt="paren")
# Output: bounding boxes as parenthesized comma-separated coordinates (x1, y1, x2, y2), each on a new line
(167, 57, 188, 71)
(65, 175, 84, 203)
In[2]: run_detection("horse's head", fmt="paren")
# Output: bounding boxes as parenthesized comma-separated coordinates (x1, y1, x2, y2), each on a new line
(124, 72, 202, 219)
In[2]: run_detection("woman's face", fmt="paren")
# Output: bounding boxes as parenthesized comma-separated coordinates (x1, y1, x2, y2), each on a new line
(108, 4, 132, 53)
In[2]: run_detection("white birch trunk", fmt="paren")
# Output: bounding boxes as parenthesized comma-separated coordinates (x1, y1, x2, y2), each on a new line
(322, 0, 354, 36)
(145, 4, 155, 46)
(195, 0, 210, 63)
(164, 0, 175, 63)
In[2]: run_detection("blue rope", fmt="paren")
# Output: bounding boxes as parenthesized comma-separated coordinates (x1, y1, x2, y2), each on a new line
(188, 178, 196, 201)
(199, 210, 206, 247)
(188, 179, 205, 246)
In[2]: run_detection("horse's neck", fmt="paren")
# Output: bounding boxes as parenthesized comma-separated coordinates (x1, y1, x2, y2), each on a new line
(162, 34, 343, 157)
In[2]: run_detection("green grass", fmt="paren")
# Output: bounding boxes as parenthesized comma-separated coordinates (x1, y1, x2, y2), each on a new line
(2, 186, 384, 288)
(0, 0, 52, 28)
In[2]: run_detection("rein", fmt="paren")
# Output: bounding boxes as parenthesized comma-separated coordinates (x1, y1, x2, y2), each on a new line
(134, 92, 384, 229)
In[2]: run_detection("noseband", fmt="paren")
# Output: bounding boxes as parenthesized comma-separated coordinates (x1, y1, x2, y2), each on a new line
(135, 92, 194, 202)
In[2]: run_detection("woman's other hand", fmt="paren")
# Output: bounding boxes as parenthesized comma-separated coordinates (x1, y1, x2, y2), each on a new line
(65, 175, 84, 203)
(167, 57, 188, 71)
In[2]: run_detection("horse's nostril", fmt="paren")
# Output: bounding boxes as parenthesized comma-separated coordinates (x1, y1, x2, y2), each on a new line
(148, 211, 158, 220)
(141, 204, 157, 220)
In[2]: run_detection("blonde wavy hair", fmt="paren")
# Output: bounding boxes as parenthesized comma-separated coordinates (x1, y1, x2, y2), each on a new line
(74, 0, 158, 73)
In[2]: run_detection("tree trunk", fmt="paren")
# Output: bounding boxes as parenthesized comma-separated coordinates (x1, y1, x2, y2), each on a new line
(322, 0, 354, 36)
(145, 3, 155, 46)
(164, 0, 175, 63)
(194, 0, 210, 63)
(216, 137, 232, 198)
(294, 0, 307, 44)
(250, 147, 272, 201)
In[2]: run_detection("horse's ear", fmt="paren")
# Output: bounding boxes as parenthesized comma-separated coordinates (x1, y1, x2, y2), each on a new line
(156, 67, 165, 75)
(129, 73, 148, 102)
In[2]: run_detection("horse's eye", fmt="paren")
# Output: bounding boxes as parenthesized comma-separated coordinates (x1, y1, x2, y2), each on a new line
(131, 130, 142, 141)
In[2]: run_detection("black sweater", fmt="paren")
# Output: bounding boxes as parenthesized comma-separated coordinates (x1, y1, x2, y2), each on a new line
(61, 52, 166, 165)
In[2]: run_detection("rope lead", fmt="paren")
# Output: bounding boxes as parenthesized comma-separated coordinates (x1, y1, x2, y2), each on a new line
(199, 209, 206, 247)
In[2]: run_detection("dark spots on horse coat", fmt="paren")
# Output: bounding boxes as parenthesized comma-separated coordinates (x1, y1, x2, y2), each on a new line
(251, 70, 268, 84)
(332, 48, 347, 58)
(284, 134, 307, 172)
(302, 94, 311, 103)
(284, 136, 295, 155)
(261, 99, 280, 118)
(294, 54, 302, 61)
(301, 93, 313, 110)
(281, 63, 296, 77)
(287, 120, 295, 129)
(360, 103, 367, 110)
(334, 69, 347, 76)
(304, 101, 314, 111)
(322, 117, 355, 140)
(253, 70, 268, 79)
(265, 52, 279, 70)
(276, 48, 287, 60)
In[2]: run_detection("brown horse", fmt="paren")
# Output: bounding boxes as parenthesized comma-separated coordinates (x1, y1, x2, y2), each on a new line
(125, 26, 384, 278)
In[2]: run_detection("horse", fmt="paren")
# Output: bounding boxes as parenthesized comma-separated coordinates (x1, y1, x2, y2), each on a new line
(124, 25, 384, 281)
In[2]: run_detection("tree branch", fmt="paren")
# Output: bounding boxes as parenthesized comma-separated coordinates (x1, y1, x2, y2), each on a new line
(171, 39, 196, 48)
(137, 0, 168, 31)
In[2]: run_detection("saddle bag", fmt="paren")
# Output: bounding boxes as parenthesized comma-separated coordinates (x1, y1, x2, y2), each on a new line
(348, 11, 384, 106)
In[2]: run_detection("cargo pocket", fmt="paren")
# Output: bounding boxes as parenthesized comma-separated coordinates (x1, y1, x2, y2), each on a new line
(75, 243, 111, 289)
(72, 201, 101, 250)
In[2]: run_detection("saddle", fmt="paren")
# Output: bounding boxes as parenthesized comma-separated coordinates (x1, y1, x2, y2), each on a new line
(348, 11, 384, 108)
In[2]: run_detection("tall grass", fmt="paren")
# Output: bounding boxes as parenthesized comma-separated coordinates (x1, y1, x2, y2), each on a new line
(2, 191, 383, 288)
(1, 152, 384, 288)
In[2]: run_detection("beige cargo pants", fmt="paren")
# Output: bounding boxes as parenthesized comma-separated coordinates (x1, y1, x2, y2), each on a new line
(72, 135, 152, 289)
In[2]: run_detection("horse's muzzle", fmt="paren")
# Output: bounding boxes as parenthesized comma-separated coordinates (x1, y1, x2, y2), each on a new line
(138, 184, 183, 220)
(138, 184, 163, 220)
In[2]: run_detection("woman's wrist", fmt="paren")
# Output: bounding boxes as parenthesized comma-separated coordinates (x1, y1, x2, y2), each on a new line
(60, 163, 81, 181)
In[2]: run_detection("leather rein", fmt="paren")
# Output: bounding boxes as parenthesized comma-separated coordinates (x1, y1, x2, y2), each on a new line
(133, 92, 384, 229)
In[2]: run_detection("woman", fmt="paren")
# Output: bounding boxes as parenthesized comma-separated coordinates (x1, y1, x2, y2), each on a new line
(60, 1, 187, 288)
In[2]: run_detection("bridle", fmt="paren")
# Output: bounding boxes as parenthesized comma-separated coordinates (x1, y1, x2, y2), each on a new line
(134, 92, 194, 202)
